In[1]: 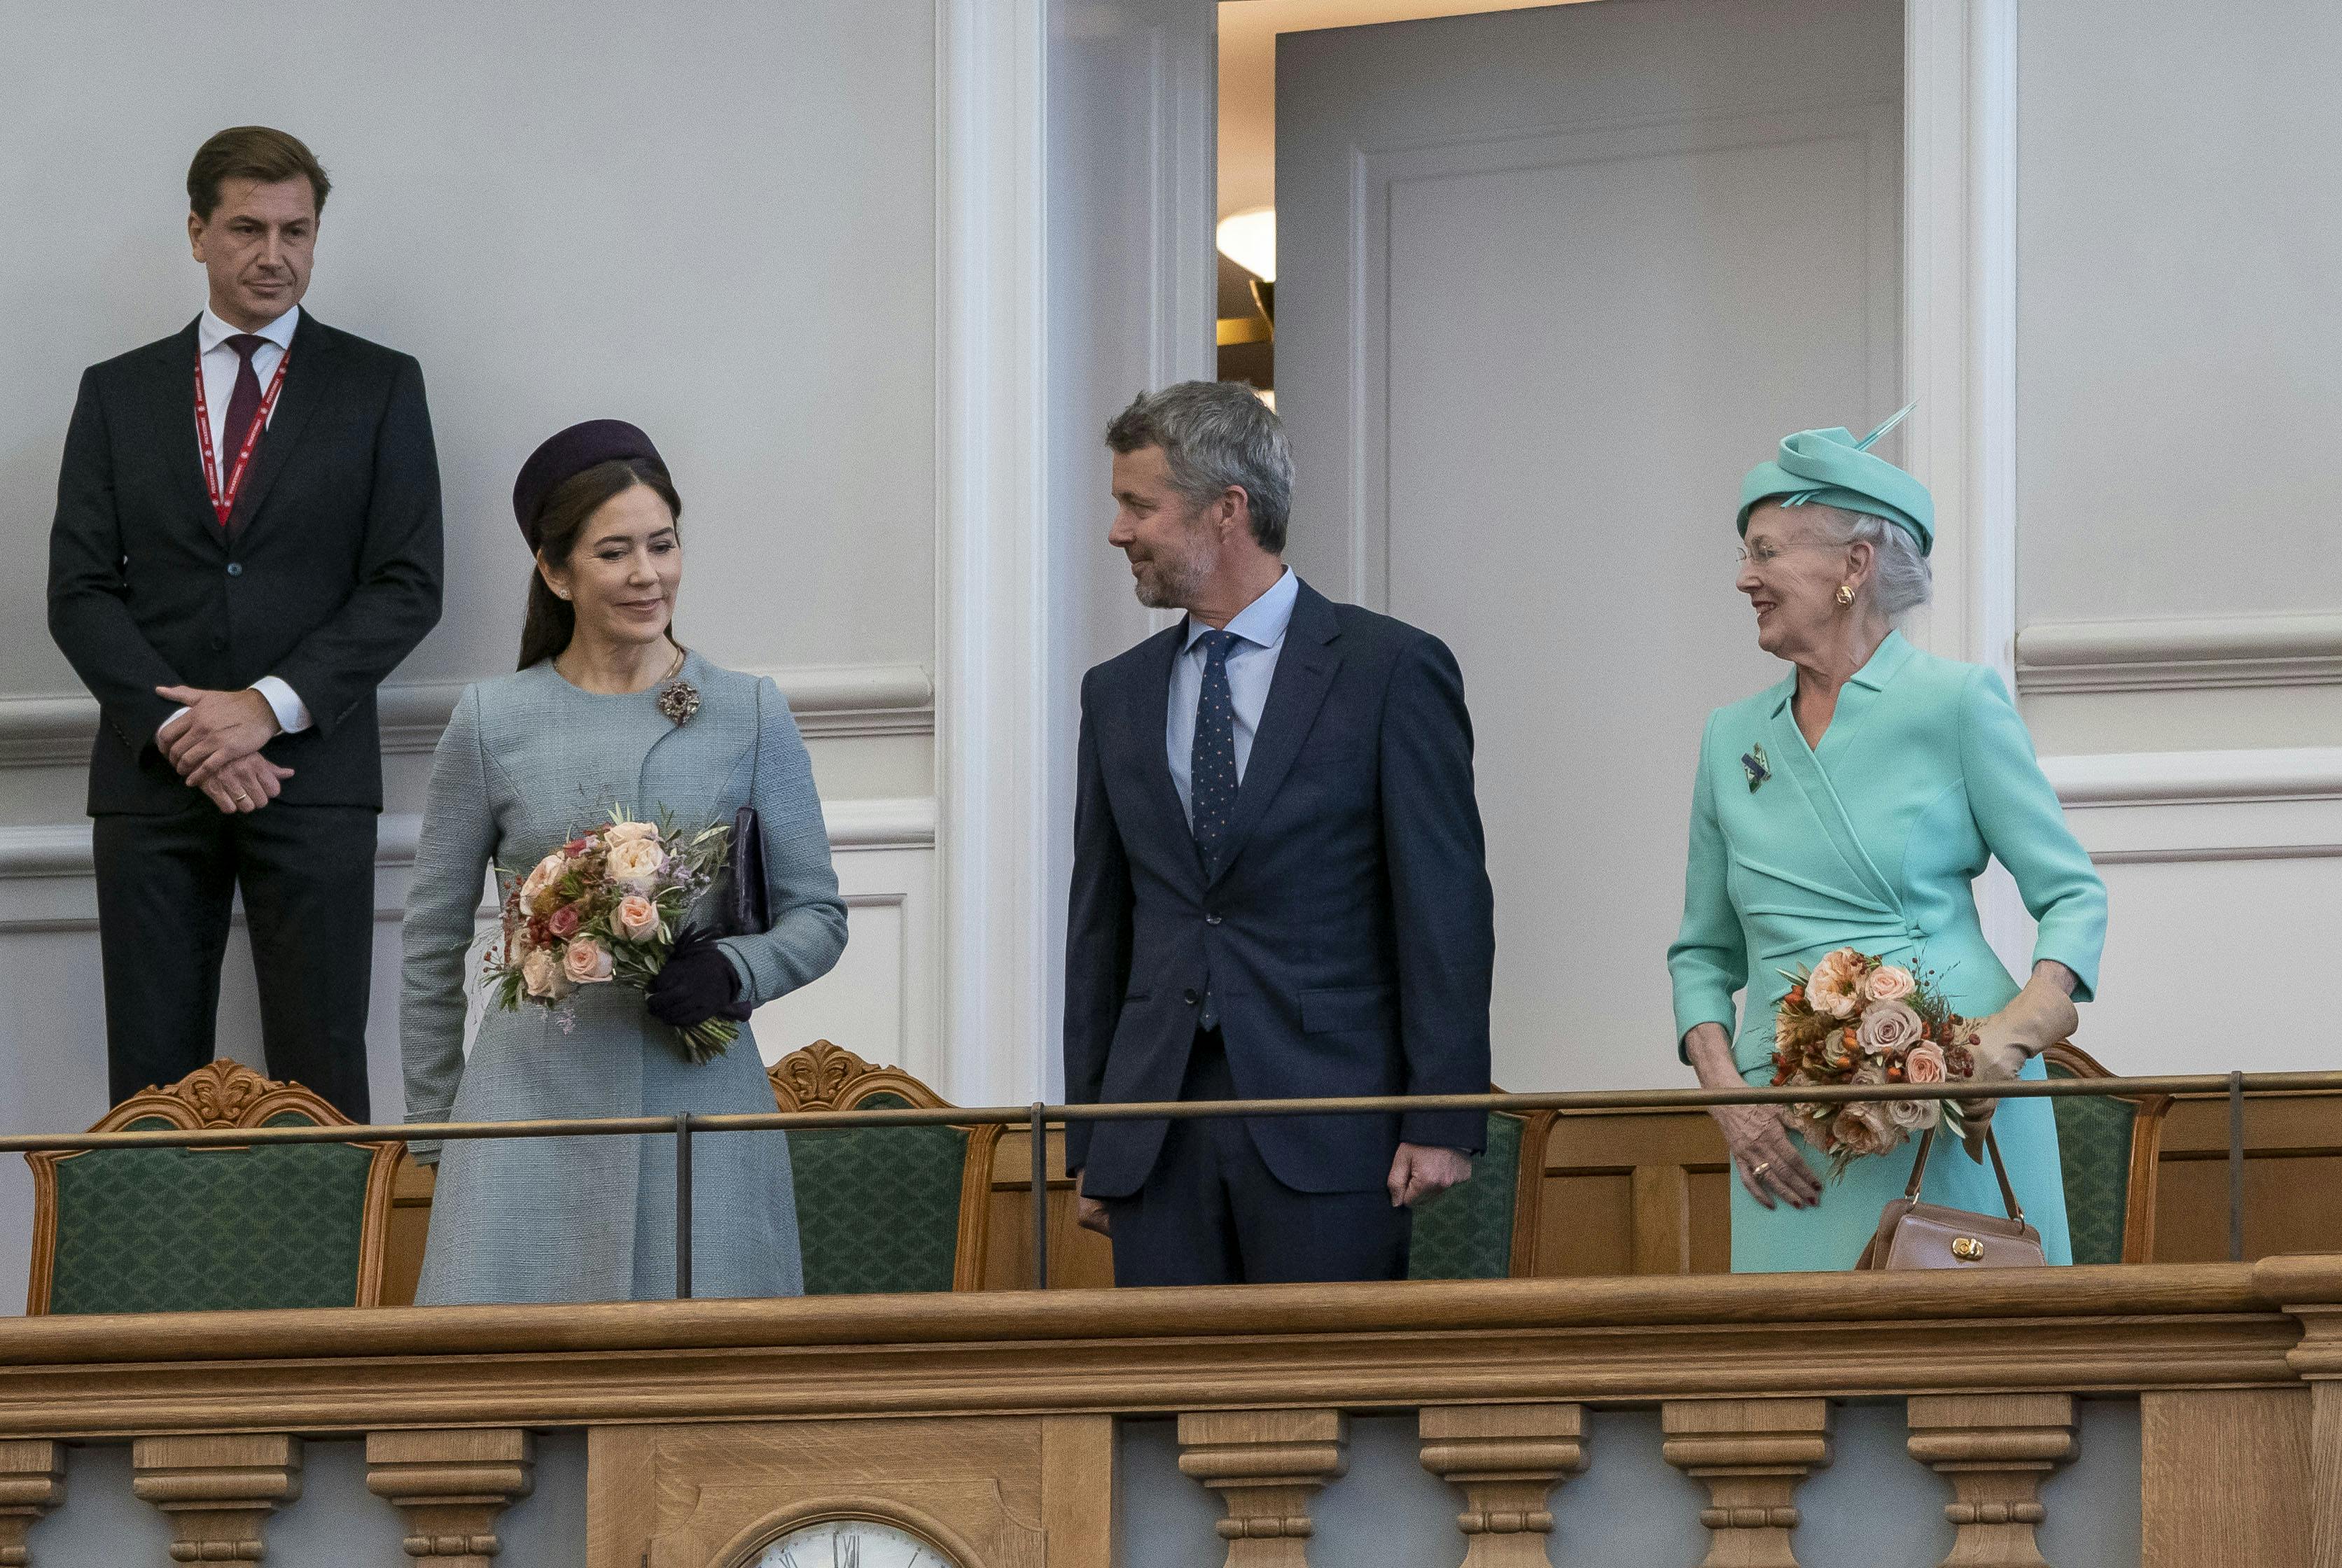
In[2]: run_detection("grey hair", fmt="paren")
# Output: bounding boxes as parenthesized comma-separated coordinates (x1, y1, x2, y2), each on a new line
(1104, 382, 1292, 552)
(1808, 504, 1932, 618)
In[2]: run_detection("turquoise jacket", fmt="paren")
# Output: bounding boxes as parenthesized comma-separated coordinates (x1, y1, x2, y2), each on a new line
(1669, 631, 2105, 1071)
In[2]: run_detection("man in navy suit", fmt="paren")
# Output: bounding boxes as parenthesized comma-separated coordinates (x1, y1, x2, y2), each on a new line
(1063, 382, 1494, 1285)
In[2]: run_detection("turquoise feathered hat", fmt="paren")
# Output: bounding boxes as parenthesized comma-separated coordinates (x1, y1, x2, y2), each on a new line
(1736, 405, 1932, 556)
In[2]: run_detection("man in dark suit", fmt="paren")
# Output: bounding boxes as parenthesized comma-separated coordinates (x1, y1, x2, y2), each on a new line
(1063, 382, 1494, 1284)
(47, 127, 442, 1117)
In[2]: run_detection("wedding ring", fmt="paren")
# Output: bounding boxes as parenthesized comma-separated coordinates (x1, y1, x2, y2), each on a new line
(1750, 1161, 1772, 1178)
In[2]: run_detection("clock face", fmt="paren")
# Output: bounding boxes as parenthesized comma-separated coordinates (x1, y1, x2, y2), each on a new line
(751, 1518, 959, 1568)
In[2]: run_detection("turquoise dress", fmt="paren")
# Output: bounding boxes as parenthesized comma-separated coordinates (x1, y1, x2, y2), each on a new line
(1668, 632, 2106, 1272)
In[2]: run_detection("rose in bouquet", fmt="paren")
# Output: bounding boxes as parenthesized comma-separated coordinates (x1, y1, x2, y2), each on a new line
(483, 809, 737, 1063)
(1769, 948, 1981, 1180)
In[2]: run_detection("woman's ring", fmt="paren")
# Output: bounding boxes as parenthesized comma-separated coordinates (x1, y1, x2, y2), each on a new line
(1750, 1161, 1772, 1179)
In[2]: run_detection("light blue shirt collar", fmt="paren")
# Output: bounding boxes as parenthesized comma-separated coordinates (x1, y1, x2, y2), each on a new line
(198, 303, 300, 355)
(1181, 566, 1298, 654)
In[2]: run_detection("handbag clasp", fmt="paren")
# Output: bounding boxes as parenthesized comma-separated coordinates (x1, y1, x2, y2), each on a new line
(1949, 1236, 1986, 1262)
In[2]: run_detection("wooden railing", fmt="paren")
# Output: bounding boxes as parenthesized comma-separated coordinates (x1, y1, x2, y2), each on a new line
(0, 1259, 2336, 1564)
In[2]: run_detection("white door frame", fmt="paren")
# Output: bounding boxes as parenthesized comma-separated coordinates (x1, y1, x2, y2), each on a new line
(933, 0, 2019, 1100)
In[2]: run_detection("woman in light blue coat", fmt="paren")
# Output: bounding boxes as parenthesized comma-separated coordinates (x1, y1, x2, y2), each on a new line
(1668, 418, 2106, 1273)
(400, 421, 846, 1305)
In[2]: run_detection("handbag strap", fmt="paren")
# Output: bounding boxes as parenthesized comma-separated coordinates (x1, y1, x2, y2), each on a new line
(1902, 1124, 2027, 1225)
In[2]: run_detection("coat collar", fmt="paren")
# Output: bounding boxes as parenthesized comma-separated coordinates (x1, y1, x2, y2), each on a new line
(1764, 629, 1916, 717)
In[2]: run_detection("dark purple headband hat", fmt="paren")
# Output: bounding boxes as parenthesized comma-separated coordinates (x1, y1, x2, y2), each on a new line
(511, 419, 667, 548)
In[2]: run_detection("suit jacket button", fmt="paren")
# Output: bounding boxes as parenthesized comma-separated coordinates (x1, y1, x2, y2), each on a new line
(211, 636, 226, 650)
(225, 562, 243, 577)
(1183, 988, 1199, 1006)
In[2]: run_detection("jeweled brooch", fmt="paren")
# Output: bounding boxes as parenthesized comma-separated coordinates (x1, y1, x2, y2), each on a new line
(1742, 743, 1771, 792)
(657, 680, 701, 727)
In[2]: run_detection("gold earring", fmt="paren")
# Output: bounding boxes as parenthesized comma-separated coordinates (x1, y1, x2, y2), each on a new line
(1836, 584, 1855, 606)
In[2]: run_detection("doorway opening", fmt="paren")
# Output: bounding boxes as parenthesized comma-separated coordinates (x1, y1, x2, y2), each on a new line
(1213, 0, 1575, 405)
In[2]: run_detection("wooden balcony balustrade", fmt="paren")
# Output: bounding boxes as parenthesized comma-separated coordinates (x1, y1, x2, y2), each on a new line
(0, 1258, 2336, 1564)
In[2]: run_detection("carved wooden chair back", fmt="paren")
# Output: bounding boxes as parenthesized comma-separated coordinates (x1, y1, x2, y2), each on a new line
(25, 1060, 400, 1314)
(2042, 1040, 2171, 1264)
(767, 1042, 1000, 1293)
(1406, 1096, 1556, 1280)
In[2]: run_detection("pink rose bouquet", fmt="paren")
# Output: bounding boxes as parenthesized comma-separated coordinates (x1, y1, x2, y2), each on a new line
(482, 808, 737, 1063)
(1769, 949, 1981, 1180)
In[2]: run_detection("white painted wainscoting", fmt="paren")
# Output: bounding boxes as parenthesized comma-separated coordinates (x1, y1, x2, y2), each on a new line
(2037, 748, 2342, 1080)
(0, 663, 935, 769)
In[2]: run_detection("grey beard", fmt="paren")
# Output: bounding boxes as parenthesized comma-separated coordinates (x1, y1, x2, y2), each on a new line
(1132, 553, 1207, 610)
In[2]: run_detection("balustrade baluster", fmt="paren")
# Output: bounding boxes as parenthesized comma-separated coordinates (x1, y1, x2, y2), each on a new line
(1418, 1404, 1586, 1566)
(0, 1441, 62, 1567)
(1176, 1409, 1347, 1568)
(1661, 1398, 1832, 1568)
(131, 1434, 301, 1563)
(1904, 1394, 2075, 1568)
(365, 1429, 536, 1568)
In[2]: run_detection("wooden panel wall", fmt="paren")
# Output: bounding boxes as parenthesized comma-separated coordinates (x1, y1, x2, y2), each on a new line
(2149, 1092, 2342, 1264)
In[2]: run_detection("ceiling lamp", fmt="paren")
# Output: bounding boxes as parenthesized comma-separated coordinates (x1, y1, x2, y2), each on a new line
(1215, 208, 1276, 284)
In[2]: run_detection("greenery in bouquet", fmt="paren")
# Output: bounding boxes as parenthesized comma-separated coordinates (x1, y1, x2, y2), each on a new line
(1768, 947, 1979, 1180)
(483, 807, 737, 1063)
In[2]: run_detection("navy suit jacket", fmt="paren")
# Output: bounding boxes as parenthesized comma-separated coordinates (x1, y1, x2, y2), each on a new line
(1063, 578, 1495, 1197)
(47, 313, 443, 815)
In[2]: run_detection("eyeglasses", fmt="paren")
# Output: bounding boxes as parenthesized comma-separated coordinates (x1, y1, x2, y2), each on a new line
(1735, 540, 1841, 568)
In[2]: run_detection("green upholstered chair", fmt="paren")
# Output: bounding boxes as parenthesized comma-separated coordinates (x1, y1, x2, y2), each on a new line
(1407, 1105, 1552, 1280)
(27, 1060, 400, 1315)
(769, 1042, 998, 1295)
(2044, 1042, 2170, 1266)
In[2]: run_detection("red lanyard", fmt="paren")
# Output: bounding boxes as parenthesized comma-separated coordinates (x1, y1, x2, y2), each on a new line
(193, 344, 293, 528)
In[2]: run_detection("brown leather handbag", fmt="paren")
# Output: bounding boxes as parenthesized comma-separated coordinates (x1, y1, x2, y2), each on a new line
(1853, 1126, 2047, 1270)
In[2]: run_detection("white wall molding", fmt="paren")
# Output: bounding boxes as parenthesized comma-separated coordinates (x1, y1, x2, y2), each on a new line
(0, 664, 934, 769)
(935, 0, 1052, 1107)
(1903, 0, 2024, 959)
(0, 796, 935, 883)
(2044, 746, 2342, 807)
(2016, 612, 2342, 694)
(2044, 748, 2342, 865)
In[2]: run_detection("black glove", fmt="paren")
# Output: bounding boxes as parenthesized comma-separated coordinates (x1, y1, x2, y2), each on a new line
(646, 930, 753, 1028)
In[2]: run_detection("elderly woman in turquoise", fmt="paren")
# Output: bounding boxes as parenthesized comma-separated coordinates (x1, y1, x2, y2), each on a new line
(1668, 417, 2106, 1272)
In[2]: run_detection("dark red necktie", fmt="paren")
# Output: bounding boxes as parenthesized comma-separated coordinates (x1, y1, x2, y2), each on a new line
(222, 334, 269, 460)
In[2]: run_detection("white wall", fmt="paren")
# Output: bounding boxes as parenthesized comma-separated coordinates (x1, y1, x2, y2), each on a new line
(2011, 0, 2342, 757)
(2002, 0, 2342, 1077)
(0, 0, 944, 1305)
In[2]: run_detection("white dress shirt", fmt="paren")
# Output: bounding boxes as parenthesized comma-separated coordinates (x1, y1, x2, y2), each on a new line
(1166, 567, 1299, 825)
(174, 304, 310, 737)
(197, 304, 297, 465)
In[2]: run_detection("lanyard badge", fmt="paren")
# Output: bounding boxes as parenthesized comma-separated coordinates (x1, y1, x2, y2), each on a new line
(193, 347, 292, 529)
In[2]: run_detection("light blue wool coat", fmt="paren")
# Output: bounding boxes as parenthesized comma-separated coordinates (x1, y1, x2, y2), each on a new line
(400, 652, 846, 1304)
(1668, 631, 2107, 1273)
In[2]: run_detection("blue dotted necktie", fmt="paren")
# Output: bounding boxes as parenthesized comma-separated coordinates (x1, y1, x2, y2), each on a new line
(1189, 629, 1241, 869)
(1190, 629, 1239, 1031)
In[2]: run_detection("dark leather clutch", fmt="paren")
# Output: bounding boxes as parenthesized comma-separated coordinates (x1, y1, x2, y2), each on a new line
(711, 806, 770, 939)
